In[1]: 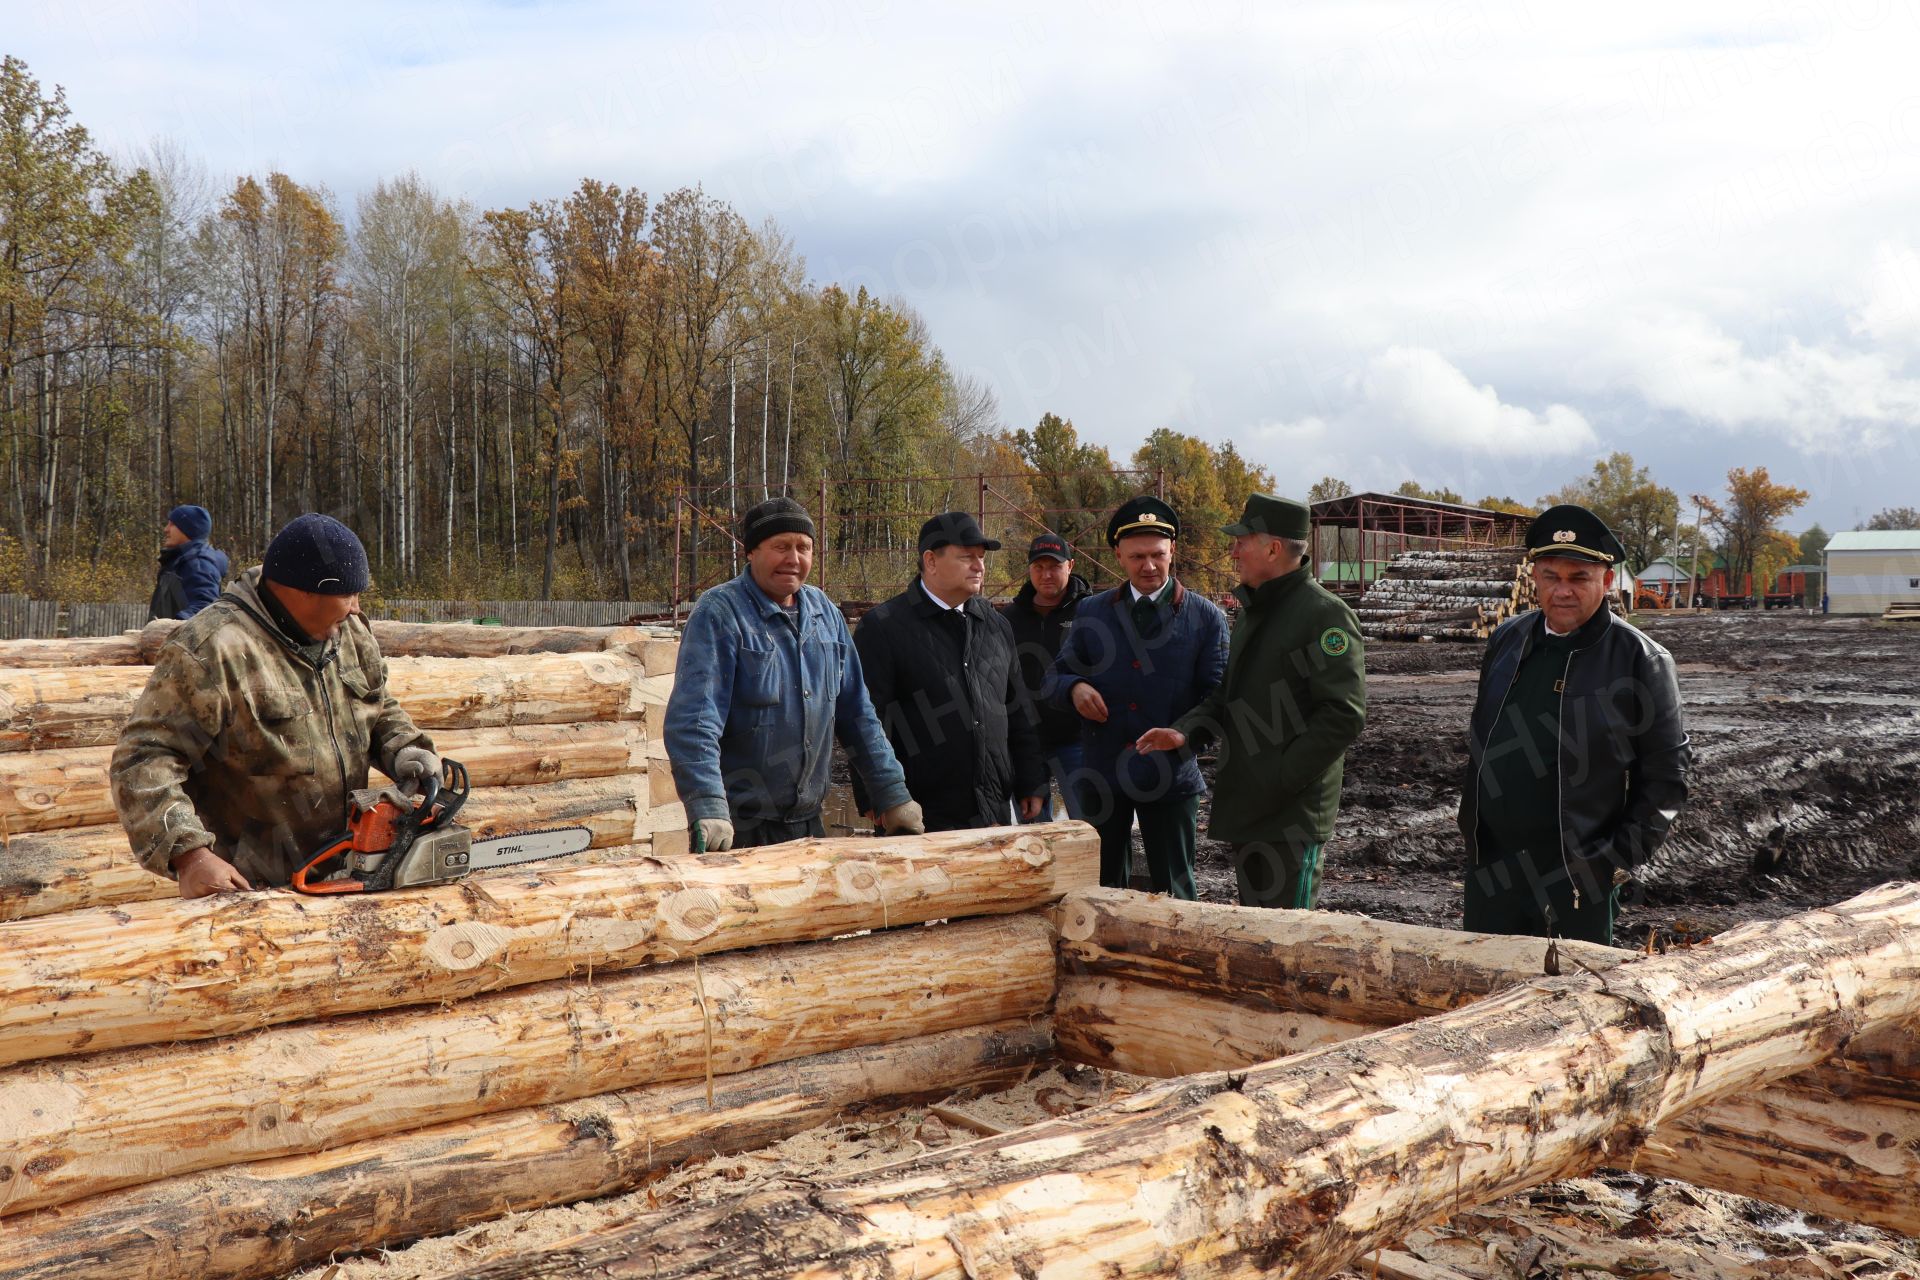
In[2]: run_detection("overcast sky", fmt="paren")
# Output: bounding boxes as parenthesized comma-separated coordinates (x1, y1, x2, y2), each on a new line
(15, 1, 1920, 532)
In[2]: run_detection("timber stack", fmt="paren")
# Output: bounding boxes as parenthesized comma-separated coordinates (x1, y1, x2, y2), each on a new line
(0, 621, 684, 921)
(1354, 545, 1534, 641)
(3, 617, 1918, 1278)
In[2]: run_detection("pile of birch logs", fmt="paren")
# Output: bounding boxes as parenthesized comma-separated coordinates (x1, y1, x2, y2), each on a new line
(1355, 545, 1534, 641)
(0, 619, 688, 921)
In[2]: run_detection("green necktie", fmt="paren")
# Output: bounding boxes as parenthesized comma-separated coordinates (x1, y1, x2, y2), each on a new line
(1131, 592, 1160, 640)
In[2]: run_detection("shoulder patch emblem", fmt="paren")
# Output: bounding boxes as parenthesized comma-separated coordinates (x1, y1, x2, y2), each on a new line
(1319, 627, 1352, 657)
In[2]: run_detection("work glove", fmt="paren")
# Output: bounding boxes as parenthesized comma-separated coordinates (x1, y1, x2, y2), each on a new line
(392, 746, 442, 784)
(696, 817, 735, 852)
(878, 800, 925, 836)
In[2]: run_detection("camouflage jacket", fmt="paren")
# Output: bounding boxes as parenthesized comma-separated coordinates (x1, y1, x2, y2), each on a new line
(110, 568, 432, 887)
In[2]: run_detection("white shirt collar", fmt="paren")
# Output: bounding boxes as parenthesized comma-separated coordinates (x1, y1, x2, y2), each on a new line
(1129, 581, 1170, 605)
(920, 580, 966, 612)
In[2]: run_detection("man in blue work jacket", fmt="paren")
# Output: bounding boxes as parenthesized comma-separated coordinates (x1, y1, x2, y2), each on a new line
(665, 497, 925, 850)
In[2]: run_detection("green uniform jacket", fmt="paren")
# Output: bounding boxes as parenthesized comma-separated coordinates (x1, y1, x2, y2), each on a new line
(1172, 566, 1366, 846)
(110, 568, 432, 887)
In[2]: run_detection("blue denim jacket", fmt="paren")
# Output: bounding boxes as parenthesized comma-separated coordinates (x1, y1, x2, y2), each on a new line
(665, 571, 909, 824)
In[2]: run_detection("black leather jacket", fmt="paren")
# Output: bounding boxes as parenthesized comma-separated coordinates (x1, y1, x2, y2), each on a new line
(1458, 606, 1690, 878)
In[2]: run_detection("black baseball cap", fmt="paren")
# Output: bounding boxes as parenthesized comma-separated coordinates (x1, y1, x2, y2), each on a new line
(1027, 533, 1071, 562)
(918, 511, 1002, 554)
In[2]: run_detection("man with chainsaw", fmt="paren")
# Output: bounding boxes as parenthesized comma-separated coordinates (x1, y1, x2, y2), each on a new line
(665, 497, 923, 850)
(111, 514, 440, 898)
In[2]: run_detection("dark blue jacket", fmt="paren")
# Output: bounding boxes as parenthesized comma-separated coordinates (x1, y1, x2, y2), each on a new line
(1041, 580, 1229, 802)
(149, 540, 229, 621)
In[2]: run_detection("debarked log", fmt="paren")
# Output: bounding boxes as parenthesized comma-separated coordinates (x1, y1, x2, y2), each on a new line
(1054, 975, 1365, 1077)
(0, 720, 657, 836)
(0, 634, 144, 669)
(138, 618, 680, 670)
(0, 912, 1055, 1216)
(1054, 888, 1920, 1236)
(0, 774, 684, 920)
(0, 823, 1096, 1067)
(0, 649, 665, 752)
(433, 881, 1920, 1280)
(0, 828, 662, 924)
(0, 1020, 1052, 1280)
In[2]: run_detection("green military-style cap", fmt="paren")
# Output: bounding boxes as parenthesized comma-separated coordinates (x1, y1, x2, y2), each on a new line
(1221, 493, 1310, 540)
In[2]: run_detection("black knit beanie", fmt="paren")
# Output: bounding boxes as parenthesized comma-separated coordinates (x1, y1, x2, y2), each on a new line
(263, 514, 371, 595)
(741, 497, 816, 552)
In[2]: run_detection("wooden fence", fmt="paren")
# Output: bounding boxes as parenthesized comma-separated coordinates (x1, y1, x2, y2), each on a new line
(0, 596, 667, 639)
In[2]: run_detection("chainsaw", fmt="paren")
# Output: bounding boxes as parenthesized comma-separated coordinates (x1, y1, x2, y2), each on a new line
(291, 758, 592, 894)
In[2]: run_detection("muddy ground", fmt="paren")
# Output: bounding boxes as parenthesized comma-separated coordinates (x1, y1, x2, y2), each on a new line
(1243, 610, 1920, 943)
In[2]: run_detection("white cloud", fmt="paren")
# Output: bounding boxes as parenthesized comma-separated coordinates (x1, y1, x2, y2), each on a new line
(1849, 242, 1920, 353)
(1358, 347, 1598, 456)
(1605, 311, 1920, 452)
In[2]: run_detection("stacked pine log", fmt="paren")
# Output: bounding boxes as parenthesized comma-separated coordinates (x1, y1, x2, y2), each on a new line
(429, 883, 1920, 1280)
(0, 823, 1100, 1280)
(0, 612, 1105, 1280)
(1355, 545, 1534, 641)
(0, 620, 686, 921)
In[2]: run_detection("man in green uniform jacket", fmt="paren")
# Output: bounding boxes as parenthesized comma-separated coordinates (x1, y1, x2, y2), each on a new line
(1137, 494, 1366, 908)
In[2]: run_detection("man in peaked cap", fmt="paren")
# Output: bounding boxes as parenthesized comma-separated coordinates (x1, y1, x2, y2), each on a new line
(113, 514, 438, 897)
(1043, 496, 1229, 896)
(853, 511, 1046, 831)
(1455, 503, 1691, 945)
(665, 497, 922, 852)
(1136, 494, 1365, 910)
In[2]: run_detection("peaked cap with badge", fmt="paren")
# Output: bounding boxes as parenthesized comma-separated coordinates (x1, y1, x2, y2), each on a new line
(1108, 496, 1179, 546)
(1526, 504, 1626, 566)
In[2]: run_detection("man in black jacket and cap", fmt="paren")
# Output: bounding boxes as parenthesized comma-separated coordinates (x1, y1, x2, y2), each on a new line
(1457, 504, 1691, 944)
(853, 511, 1047, 831)
(148, 504, 229, 621)
(999, 532, 1093, 821)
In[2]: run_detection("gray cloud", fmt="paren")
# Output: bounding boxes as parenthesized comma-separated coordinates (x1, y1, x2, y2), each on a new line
(14, 0, 1920, 526)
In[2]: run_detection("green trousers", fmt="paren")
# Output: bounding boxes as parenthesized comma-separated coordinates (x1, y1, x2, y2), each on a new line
(1092, 794, 1199, 900)
(1230, 841, 1325, 910)
(1463, 846, 1616, 945)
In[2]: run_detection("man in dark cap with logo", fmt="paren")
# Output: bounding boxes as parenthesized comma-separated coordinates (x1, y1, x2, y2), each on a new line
(112, 513, 439, 897)
(854, 510, 1046, 831)
(1044, 496, 1229, 896)
(1137, 494, 1364, 909)
(665, 497, 922, 851)
(999, 532, 1094, 821)
(1455, 504, 1689, 945)
(148, 503, 229, 620)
